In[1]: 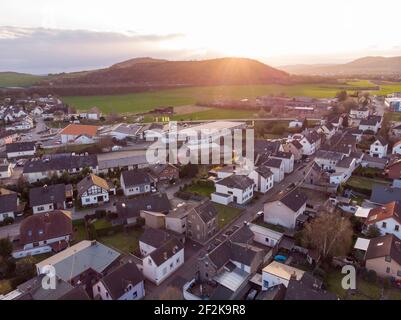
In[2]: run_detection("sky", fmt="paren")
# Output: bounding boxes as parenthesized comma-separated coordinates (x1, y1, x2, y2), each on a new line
(1, 0, 401, 74)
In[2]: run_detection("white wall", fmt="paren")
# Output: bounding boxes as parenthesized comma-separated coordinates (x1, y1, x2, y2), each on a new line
(165, 216, 187, 234)
(121, 175, 151, 196)
(262, 271, 289, 290)
(93, 279, 145, 300)
(373, 218, 401, 239)
(81, 189, 109, 206)
(142, 249, 184, 285)
(23, 235, 70, 250)
(264, 201, 306, 229)
(7, 149, 35, 159)
(139, 241, 157, 257)
(0, 211, 15, 222)
(211, 192, 232, 205)
(215, 183, 253, 204)
(33, 203, 55, 214)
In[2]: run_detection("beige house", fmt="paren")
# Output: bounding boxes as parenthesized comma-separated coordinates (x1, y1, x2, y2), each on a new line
(364, 234, 401, 280)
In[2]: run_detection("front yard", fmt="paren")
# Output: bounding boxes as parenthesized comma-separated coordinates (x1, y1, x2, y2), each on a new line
(213, 203, 243, 229)
(346, 176, 390, 192)
(184, 183, 215, 198)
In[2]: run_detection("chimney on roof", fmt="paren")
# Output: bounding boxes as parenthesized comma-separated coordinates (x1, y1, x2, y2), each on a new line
(163, 252, 168, 260)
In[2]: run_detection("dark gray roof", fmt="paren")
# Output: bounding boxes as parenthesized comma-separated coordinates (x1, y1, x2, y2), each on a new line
(6, 141, 36, 153)
(315, 150, 343, 161)
(29, 184, 66, 207)
(121, 169, 152, 187)
(360, 117, 379, 126)
(58, 286, 90, 300)
(208, 242, 232, 269)
(149, 237, 184, 266)
(191, 200, 218, 223)
(336, 156, 354, 168)
(23, 154, 98, 173)
(271, 151, 293, 159)
(217, 175, 254, 190)
(16, 275, 73, 300)
(280, 189, 307, 212)
(374, 135, 388, 146)
(366, 234, 401, 265)
(0, 188, 18, 213)
(255, 166, 274, 179)
(370, 185, 401, 204)
(305, 130, 320, 144)
(230, 242, 265, 266)
(254, 140, 280, 155)
(291, 140, 303, 150)
(264, 158, 283, 168)
(99, 261, 144, 299)
(209, 284, 234, 300)
(139, 228, 172, 248)
(116, 193, 171, 222)
(285, 273, 337, 300)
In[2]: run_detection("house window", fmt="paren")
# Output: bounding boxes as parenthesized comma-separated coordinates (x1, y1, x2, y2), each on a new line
(177, 257, 180, 264)
(263, 280, 269, 288)
(396, 225, 400, 232)
(382, 222, 387, 228)
(133, 291, 137, 299)
(170, 263, 173, 269)
(98, 286, 101, 292)
(38, 206, 44, 211)
(205, 273, 209, 279)
(385, 256, 392, 263)
(106, 292, 109, 298)
(386, 267, 391, 274)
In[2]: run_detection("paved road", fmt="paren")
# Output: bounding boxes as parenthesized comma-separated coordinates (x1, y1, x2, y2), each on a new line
(145, 160, 315, 299)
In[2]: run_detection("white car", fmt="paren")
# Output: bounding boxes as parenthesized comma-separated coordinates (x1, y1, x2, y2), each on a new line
(256, 211, 263, 216)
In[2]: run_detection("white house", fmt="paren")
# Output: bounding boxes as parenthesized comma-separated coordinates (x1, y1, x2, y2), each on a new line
(77, 174, 114, 206)
(29, 184, 68, 214)
(359, 117, 381, 133)
(248, 166, 274, 193)
(5, 142, 36, 159)
(364, 202, 401, 239)
(370, 136, 388, 158)
(93, 261, 145, 300)
(142, 237, 184, 285)
(350, 107, 369, 119)
(211, 175, 254, 205)
(120, 170, 153, 197)
(60, 124, 98, 144)
(314, 150, 344, 171)
(73, 134, 95, 145)
(288, 120, 303, 128)
(249, 223, 283, 248)
(80, 107, 102, 121)
(262, 261, 305, 290)
(264, 189, 307, 229)
(329, 156, 357, 185)
(392, 140, 401, 155)
(0, 161, 13, 179)
(13, 210, 72, 259)
(291, 131, 320, 156)
(270, 151, 294, 173)
(263, 158, 285, 182)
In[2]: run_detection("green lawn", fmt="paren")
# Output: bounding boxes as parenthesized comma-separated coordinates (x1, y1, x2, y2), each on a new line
(171, 108, 257, 121)
(213, 203, 243, 229)
(325, 271, 382, 300)
(92, 218, 112, 230)
(383, 288, 401, 300)
(384, 112, 401, 122)
(72, 220, 87, 243)
(346, 176, 390, 191)
(185, 184, 215, 197)
(0, 72, 45, 88)
(98, 229, 144, 254)
(62, 81, 394, 115)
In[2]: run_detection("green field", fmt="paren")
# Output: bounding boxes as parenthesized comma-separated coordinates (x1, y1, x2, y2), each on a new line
(62, 80, 401, 116)
(98, 229, 144, 254)
(60, 82, 367, 114)
(171, 108, 257, 121)
(0, 72, 45, 87)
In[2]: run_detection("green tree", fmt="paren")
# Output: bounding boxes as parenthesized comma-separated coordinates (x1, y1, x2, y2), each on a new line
(366, 224, 381, 238)
(0, 238, 13, 257)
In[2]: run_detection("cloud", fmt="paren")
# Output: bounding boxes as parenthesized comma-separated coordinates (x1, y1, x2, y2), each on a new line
(0, 26, 190, 74)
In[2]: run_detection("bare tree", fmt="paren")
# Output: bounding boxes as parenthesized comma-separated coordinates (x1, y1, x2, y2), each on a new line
(301, 212, 353, 263)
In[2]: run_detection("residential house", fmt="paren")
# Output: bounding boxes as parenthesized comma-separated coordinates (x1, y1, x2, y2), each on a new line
(77, 174, 115, 206)
(392, 140, 401, 155)
(262, 261, 305, 290)
(291, 130, 320, 156)
(79, 107, 102, 121)
(60, 124, 98, 144)
(6, 141, 36, 159)
(280, 140, 303, 161)
(314, 150, 344, 171)
(363, 234, 401, 280)
(270, 151, 294, 173)
(362, 154, 388, 170)
(359, 116, 382, 133)
(284, 272, 337, 300)
(36, 240, 120, 288)
(370, 136, 388, 158)
(370, 185, 401, 205)
(115, 193, 171, 225)
(186, 200, 218, 243)
(165, 203, 195, 235)
(142, 236, 184, 285)
(365, 202, 401, 239)
(29, 184, 70, 214)
(13, 210, 73, 259)
(350, 106, 370, 119)
(211, 174, 254, 205)
(263, 158, 285, 182)
(248, 165, 274, 193)
(0, 188, 18, 222)
(73, 134, 95, 145)
(264, 189, 307, 229)
(387, 160, 401, 187)
(23, 154, 98, 183)
(0, 129, 17, 146)
(92, 261, 145, 300)
(148, 163, 179, 183)
(318, 122, 336, 139)
(248, 223, 283, 248)
(390, 124, 401, 140)
(198, 226, 266, 285)
(0, 160, 13, 179)
(329, 156, 357, 185)
(120, 170, 153, 197)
